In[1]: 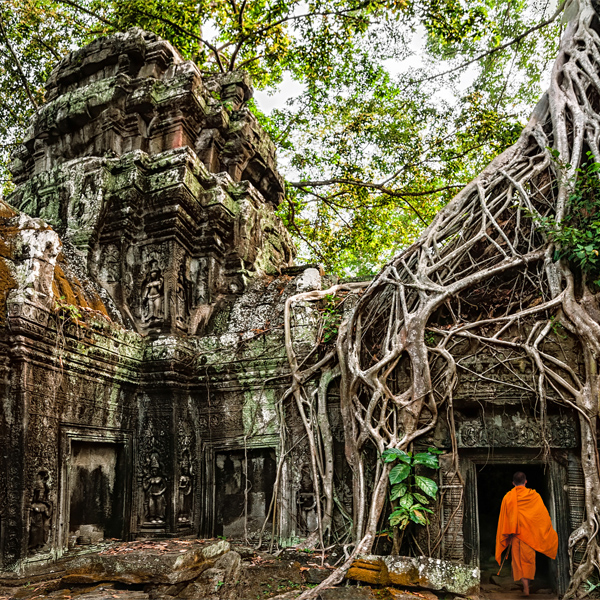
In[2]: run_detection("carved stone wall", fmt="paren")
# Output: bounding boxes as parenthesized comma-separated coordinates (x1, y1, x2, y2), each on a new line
(9, 28, 295, 337)
(0, 28, 308, 573)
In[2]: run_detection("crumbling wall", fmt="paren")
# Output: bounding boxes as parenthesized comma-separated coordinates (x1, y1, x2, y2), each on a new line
(0, 28, 311, 573)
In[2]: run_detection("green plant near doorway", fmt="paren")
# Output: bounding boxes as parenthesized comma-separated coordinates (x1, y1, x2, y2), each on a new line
(381, 447, 442, 530)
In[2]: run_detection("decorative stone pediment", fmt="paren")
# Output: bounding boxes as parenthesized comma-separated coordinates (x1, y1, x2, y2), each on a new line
(457, 413, 578, 448)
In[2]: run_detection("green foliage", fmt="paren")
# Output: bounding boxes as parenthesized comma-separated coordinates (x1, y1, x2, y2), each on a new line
(381, 446, 441, 529)
(554, 155, 600, 285)
(550, 315, 567, 340)
(54, 297, 83, 321)
(537, 151, 600, 287)
(0, 0, 565, 274)
(320, 293, 342, 344)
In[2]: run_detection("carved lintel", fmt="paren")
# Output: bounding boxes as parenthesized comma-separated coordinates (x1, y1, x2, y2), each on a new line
(457, 414, 578, 448)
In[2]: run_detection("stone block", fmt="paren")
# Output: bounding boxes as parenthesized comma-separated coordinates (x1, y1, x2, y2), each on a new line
(346, 555, 479, 596)
(305, 567, 330, 584)
(61, 542, 231, 586)
(296, 267, 322, 292)
(318, 587, 377, 600)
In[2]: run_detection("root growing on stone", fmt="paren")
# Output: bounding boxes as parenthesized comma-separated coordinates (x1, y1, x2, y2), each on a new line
(276, 2, 600, 597)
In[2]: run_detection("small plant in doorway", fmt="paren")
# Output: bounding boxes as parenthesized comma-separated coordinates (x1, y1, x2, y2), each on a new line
(381, 446, 442, 553)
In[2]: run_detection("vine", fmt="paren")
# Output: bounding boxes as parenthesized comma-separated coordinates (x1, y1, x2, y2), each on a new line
(383, 447, 441, 555)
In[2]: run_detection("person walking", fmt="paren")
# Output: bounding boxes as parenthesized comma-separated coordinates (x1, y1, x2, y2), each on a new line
(495, 471, 558, 596)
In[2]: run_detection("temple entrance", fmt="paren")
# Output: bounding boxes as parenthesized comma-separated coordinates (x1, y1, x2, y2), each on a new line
(68, 442, 127, 542)
(477, 463, 554, 597)
(214, 448, 277, 539)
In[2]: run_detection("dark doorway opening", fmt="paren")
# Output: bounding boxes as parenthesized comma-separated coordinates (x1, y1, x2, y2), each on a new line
(477, 464, 554, 593)
(69, 442, 126, 540)
(214, 448, 276, 539)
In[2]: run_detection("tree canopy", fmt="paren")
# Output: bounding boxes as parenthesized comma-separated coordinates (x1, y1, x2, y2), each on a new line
(0, 0, 567, 274)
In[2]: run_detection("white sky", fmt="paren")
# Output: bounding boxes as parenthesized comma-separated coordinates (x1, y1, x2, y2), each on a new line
(254, 75, 306, 114)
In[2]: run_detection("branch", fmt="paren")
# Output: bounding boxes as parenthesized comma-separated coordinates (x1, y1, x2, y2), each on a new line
(228, 0, 250, 71)
(32, 35, 62, 60)
(128, 8, 226, 72)
(284, 197, 328, 262)
(54, 0, 117, 26)
(227, 3, 373, 69)
(290, 179, 463, 224)
(410, 0, 567, 85)
(0, 18, 38, 110)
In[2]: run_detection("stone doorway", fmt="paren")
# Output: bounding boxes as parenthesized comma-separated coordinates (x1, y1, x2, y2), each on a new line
(58, 426, 133, 553)
(214, 448, 277, 539)
(68, 441, 127, 543)
(477, 463, 554, 595)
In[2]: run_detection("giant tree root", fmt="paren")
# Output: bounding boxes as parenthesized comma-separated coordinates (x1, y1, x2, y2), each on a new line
(281, 2, 600, 598)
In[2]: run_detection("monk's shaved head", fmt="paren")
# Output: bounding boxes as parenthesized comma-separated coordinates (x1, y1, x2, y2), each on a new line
(513, 471, 527, 486)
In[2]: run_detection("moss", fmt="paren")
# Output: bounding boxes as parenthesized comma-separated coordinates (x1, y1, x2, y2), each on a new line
(0, 257, 16, 326)
(0, 202, 18, 325)
(52, 262, 111, 322)
(52, 263, 81, 308)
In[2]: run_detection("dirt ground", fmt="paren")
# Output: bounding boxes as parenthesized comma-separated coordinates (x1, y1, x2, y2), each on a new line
(0, 538, 559, 600)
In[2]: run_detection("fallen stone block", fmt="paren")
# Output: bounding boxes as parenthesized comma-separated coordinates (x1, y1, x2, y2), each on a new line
(60, 541, 231, 586)
(346, 555, 479, 596)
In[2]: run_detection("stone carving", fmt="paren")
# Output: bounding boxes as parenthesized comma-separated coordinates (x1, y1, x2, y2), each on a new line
(28, 470, 52, 552)
(178, 449, 193, 524)
(198, 413, 222, 430)
(99, 244, 120, 283)
(141, 261, 164, 323)
(175, 264, 190, 327)
(458, 414, 578, 448)
(143, 453, 167, 525)
(177, 419, 195, 526)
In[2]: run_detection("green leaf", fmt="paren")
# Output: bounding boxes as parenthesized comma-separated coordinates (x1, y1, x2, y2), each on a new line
(409, 509, 428, 526)
(389, 463, 411, 484)
(399, 493, 414, 509)
(390, 483, 407, 501)
(413, 492, 429, 504)
(415, 475, 438, 499)
(427, 446, 443, 455)
(413, 452, 439, 469)
(382, 448, 411, 464)
(389, 510, 409, 529)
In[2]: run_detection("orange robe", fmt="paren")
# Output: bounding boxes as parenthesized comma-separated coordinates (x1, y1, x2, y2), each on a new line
(495, 486, 558, 581)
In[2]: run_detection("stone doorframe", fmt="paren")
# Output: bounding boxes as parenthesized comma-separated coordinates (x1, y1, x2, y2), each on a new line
(58, 424, 134, 556)
(200, 434, 287, 541)
(457, 449, 571, 597)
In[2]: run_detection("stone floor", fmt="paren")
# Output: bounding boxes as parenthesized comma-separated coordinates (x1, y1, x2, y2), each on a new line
(480, 584, 558, 600)
(477, 554, 558, 600)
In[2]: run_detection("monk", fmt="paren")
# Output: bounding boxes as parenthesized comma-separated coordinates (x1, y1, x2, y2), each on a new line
(495, 471, 558, 596)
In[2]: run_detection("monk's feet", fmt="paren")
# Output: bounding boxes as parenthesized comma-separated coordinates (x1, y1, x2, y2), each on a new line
(521, 578, 530, 596)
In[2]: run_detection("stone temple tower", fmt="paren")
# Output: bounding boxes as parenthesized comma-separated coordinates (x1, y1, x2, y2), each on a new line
(9, 28, 295, 336)
(0, 29, 323, 572)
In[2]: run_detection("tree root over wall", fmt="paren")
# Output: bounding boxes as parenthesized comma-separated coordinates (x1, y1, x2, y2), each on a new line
(277, 1, 600, 598)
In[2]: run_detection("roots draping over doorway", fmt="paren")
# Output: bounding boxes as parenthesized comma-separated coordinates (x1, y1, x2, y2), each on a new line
(277, 2, 600, 597)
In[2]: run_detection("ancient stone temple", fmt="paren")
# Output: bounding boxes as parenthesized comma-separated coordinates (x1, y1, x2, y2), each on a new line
(0, 27, 587, 599)
(0, 28, 316, 571)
